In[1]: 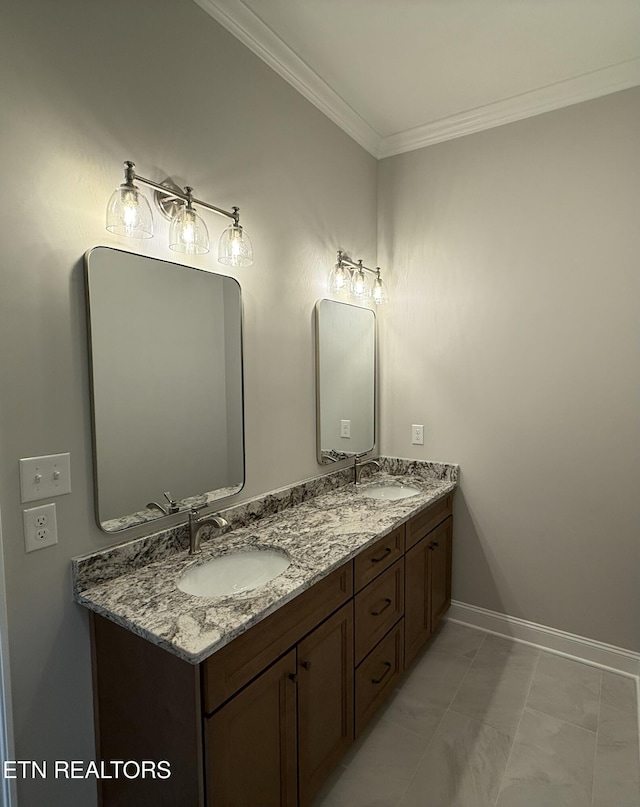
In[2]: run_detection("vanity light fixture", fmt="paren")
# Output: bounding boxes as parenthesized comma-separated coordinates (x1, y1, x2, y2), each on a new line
(329, 250, 388, 305)
(106, 161, 253, 266)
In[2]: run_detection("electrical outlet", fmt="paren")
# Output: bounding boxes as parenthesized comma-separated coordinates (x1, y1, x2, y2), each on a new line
(20, 453, 71, 503)
(23, 503, 58, 553)
(412, 424, 424, 445)
(340, 419, 351, 438)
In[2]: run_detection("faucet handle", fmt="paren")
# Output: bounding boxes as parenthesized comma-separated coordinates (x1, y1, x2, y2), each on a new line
(163, 492, 180, 513)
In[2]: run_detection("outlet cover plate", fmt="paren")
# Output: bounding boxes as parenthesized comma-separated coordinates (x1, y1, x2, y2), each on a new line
(412, 424, 424, 445)
(20, 453, 71, 503)
(23, 503, 58, 552)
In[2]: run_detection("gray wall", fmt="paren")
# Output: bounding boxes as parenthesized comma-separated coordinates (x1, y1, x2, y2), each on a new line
(0, 1, 377, 804)
(378, 88, 640, 652)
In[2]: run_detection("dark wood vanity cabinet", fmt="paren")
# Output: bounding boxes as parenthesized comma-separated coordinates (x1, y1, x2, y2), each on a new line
(404, 497, 453, 668)
(89, 494, 453, 807)
(296, 603, 354, 806)
(205, 650, 298, 807)
(206, 602, 354, 807)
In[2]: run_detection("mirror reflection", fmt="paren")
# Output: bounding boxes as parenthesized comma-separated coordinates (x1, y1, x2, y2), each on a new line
(315, 299, 376, 464)
(85, 247, 244, 532)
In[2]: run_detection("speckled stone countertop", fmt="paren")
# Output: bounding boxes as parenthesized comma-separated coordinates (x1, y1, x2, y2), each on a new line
(73, 458, 458, 665)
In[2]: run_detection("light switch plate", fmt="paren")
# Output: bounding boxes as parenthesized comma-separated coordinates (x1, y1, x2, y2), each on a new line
(23, 503, 58, 552)
(20, 453, 71, 503)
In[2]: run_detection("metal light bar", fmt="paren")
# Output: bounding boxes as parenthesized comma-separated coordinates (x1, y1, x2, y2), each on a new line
(336, 249, 379, 276)
(123, 161, 240, 225)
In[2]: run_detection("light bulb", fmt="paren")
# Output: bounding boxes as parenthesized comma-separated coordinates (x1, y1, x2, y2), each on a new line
(169, 204, 210, 255)
(218, 223, 253, 267)
(106, 183, 153, 239)
(351, 267, 368, 298)
(372, 271, 387, 305)
(181, 212, 196, 246)
(328, 262, 348, 294)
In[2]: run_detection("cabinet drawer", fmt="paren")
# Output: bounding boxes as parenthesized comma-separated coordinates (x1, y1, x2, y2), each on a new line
(354, 525, 405, 592)
(355, 621, 404, 736)
(354, 560, 404, 665)
(202, 562, 353, 714)
(406, 494, 452, 550)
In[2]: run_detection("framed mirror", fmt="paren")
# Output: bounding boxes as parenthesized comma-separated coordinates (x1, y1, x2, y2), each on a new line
(85, 247, 244, 532)
(315, 299, 376, 464)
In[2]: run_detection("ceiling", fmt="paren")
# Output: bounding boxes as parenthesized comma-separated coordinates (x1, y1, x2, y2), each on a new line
(194, 0, 640, 158)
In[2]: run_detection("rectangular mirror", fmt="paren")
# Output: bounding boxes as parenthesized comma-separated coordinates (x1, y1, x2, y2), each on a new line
(85, 247, 244, 532)
(315, 299, 376, 464)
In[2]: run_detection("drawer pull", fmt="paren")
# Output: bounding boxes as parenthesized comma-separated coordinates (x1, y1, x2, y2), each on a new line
(370, 598, 392, 617)
(371, 662, 392, 685)
(300, 660, 312, 671)
(371, 547, 392, 563)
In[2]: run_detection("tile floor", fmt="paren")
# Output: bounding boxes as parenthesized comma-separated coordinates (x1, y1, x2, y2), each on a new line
(313, 621, 640, 807)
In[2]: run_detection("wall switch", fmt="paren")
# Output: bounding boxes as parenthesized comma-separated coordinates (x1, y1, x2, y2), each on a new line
(340, 419, 351, 438)
(19, 453, 71, 503)
(412, 424, 424, 445)
(23, 503, 58, 552)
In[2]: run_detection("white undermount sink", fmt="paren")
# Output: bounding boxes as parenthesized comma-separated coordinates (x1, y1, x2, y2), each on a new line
(178, 549, 290, 597)
(360, 484, 421, 501)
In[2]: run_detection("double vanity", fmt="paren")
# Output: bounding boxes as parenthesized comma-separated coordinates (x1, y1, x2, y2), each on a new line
(79, 247, 458, 805)
(73, 459, 458, 807)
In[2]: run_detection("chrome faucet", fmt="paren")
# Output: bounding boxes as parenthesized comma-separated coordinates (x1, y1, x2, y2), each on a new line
(188, 506, 229, 554)
(146, 491, 180, 516)
(354, 455, 381, 484)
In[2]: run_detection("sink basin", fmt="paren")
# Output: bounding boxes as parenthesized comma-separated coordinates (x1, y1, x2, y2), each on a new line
(360, 484, 421, 501)
(178, 549, 290, 597)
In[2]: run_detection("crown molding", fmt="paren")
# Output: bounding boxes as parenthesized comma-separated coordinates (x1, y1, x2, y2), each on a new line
(192, 0, 640, 160)
(192, 0, 382, 157)
(378, 59, 640, 157)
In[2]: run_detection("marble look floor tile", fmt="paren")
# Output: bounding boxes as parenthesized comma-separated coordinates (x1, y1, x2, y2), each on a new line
(449, 635, 539, 736)
(592, 701, 640, 807)
(495, 707, 596, 807)
(525, 652, 600, 731)
(398, 710, 513, 807)
(427, 620, 487, 660)
(600, 671, 638, 715)
(324, 715, 432, 806)
(312, 764, 404, 807)
(381, 648, 473, 739)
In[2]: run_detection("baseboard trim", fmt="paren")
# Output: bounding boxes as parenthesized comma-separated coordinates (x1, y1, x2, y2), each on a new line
(447, 600, 640, 678)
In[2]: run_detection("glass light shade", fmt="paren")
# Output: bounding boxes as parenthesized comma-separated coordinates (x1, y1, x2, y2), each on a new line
(106, 183, 153, 239)
(169, 206, 210, 255)
(371, 275, 388, 305)
(218, 224, 253, 267)
(350, 267, 369, 300)
(328, 262, 349, 296)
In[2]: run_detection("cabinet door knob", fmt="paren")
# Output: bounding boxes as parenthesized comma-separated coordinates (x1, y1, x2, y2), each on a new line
(371, 547, 392, 563)
(288, 673, 298, 683)
(371, 661, 392, 685)
(300, 661, 312, 671)
(370, 598, 392, 617)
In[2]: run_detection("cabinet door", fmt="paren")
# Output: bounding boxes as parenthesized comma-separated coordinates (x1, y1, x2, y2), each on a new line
(297, 602, 354, 807)
(205, 650, 298, 807)
(404, 535, 431, 668)
(429, 516, 452, 630)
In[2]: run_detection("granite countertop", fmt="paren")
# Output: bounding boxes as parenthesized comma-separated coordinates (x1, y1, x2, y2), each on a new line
(73, 459, 458, 665)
